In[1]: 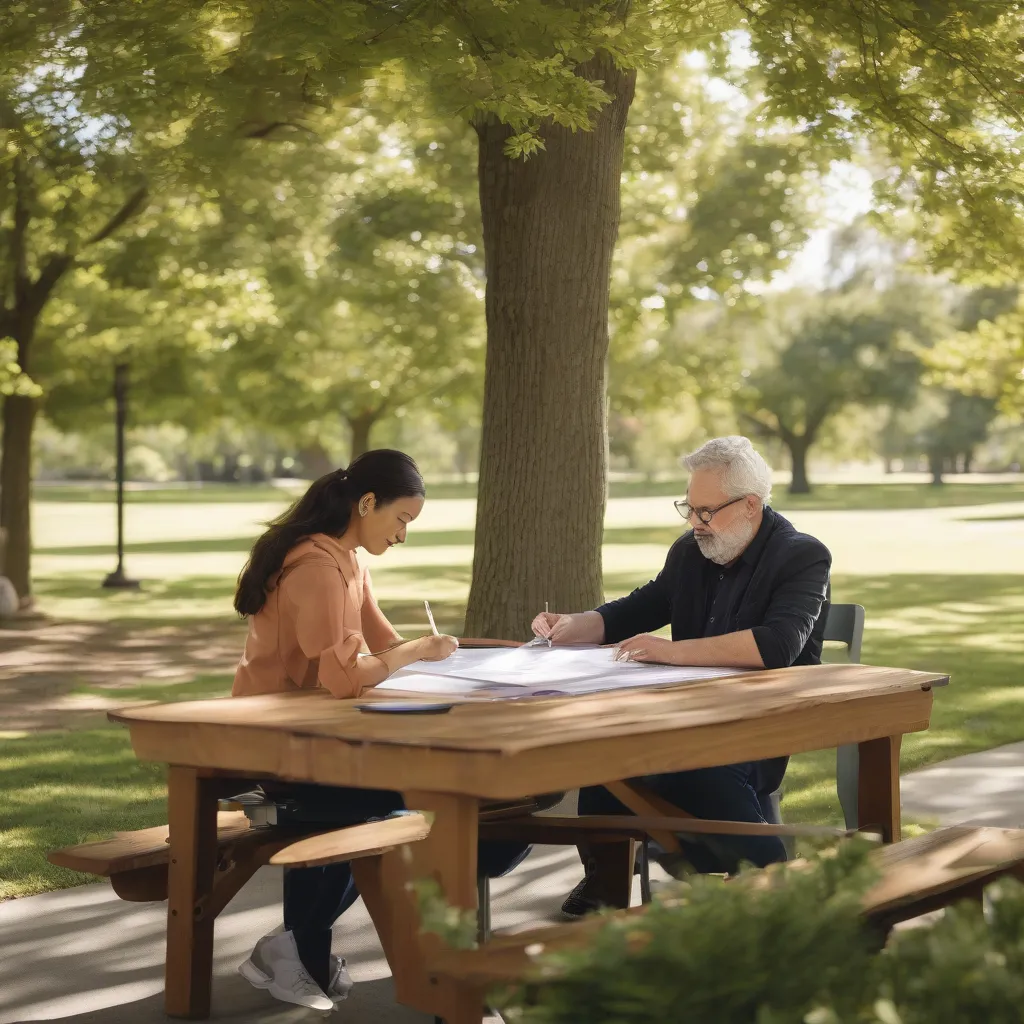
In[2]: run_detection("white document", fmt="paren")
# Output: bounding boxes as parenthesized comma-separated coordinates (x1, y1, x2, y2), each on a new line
(378, 644, 744, 698)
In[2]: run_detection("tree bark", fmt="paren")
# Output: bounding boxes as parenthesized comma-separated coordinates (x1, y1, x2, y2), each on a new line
(347, 411, 378, 462)
(465, 54, 636, 639)
(0, 394, 38, 599)
(786, 436, 812, 494)
(928, 450, 945, 486)
(298, 441, 335, 479)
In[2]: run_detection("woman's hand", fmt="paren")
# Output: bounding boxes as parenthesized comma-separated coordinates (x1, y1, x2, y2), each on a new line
(531, 610, 605, 645)
(612, 634, 679, 665)
(417, 634, 459, 661)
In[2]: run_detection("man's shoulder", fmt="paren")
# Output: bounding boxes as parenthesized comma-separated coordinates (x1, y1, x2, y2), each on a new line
(766, 510, 832, 564)
(666, 531, 700, 561)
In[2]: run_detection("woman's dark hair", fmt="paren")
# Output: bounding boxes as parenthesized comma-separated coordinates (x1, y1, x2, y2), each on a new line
(234, 449, 424, 616)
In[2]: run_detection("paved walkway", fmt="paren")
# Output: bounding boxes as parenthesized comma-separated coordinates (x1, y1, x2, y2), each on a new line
(901, 741, 1024, 828)
(0, 843, 595, 1024)
(5, 747, 1024, 1024)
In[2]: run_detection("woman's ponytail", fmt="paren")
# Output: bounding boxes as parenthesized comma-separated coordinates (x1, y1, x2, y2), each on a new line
(233, 450, 423, 616)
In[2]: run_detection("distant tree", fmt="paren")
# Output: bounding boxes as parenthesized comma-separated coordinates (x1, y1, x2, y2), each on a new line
(726, 283, 943, 493)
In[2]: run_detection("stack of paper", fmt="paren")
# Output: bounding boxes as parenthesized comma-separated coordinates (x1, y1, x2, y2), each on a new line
(377, 645, 744, 698)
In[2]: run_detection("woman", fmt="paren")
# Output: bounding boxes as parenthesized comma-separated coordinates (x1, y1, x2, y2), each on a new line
(231, 450, 528, 1011)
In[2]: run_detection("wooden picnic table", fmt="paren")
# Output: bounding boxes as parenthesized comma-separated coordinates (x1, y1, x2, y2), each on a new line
(109, 661, 947, 1022)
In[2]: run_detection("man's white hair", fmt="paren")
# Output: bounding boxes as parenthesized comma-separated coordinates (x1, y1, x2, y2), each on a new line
(681, 436, 773, 506)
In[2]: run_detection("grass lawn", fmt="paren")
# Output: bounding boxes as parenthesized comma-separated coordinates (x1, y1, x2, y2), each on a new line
(3, 480, 1024, 899)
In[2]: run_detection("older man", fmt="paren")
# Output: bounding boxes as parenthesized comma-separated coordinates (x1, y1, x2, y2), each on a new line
(531, 435, 832, 916)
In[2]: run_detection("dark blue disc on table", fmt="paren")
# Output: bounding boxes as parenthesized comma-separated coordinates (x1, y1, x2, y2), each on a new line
(355, 701, 454, 714)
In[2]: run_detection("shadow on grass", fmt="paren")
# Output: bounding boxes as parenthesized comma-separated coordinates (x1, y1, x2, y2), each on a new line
(0, 728, 169, 899)
(34, 536, 259, 557)
(34, 574, 237, 605)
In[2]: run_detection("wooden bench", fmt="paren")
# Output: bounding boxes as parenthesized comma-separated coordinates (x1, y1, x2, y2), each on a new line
(48, 808, 433, 910)
(431, 826, 1024, 992)
(47, 789, 550, 908)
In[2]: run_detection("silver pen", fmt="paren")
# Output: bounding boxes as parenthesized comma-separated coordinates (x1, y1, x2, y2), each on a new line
(424, 600, 439, 636)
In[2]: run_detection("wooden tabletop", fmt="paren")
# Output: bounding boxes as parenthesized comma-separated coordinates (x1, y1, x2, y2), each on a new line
(110, 664, 947, 799)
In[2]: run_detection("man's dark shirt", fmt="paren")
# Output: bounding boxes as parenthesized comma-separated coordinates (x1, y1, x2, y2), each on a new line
(597, 506, 831, 670)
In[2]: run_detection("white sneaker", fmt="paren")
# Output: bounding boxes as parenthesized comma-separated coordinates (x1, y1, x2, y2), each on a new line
(328, 955, 353, 1002)
(238, 931, 334, 1011)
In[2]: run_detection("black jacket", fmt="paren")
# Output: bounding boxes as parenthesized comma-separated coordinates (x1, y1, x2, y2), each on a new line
(597, 507, 831, 669)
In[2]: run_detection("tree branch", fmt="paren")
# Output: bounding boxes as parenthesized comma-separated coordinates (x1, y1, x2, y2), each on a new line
(11, 155, 31, 311)
(738, 409, 783, 440)
(84, 184, 149, 248)
(27, 253, 75, 320)
(241, 121, 317, 140)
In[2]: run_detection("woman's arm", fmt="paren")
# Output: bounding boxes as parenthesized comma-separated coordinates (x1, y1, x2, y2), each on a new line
(285, 560, 454, 698)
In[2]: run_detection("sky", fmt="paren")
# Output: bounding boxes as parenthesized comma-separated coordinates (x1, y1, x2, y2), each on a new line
(771, 161, 878, 290)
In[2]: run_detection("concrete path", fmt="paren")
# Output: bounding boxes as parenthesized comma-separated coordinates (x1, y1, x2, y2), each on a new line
(0, 844, 598, 1024)
(901, 741, 1024, 829)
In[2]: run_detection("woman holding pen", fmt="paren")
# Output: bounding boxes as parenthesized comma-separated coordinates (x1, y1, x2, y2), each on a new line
(231, 450, 529, 1011)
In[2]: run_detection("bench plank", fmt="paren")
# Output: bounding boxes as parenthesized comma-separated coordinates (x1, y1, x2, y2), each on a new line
(47, 811, 253, 876)
(431, 827, 1024, 991)
(269, 814, 432, 868)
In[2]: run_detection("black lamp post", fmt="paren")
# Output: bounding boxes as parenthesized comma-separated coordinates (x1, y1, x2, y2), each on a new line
(102, 362, 140, 590)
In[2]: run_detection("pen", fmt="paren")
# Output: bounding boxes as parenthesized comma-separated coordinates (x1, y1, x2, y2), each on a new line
(424, 600, 439, 636)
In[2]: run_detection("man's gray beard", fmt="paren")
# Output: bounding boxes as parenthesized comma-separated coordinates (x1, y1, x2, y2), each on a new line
(694, 518, 756, 565)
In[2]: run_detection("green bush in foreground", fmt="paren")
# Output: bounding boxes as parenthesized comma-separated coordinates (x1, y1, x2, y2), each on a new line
(484, 841, 1024, 1024)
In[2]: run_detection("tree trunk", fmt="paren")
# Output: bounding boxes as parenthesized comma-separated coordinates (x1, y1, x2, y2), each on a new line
(348, 412, 378, 463)
(465, 54, 636, 639)
(298, 441, 335, 480)
(0, 394, 38, 600)
(786, 436, 812, 495)
(928, 450, 945, 486)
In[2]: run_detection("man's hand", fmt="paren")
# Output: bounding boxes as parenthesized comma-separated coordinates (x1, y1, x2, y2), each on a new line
(531, 610, 605, 645)
(613, 634, 679, 665)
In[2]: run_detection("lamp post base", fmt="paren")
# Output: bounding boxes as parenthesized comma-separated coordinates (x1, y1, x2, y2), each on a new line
(102, 568, 141, 590)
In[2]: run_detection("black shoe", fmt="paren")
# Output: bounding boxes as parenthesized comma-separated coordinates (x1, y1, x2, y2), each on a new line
(560, 874, 605, 919)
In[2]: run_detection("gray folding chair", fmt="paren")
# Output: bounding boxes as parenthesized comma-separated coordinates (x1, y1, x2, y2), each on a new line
(767, 601, 866, 847)
(825, 603, 865, 830)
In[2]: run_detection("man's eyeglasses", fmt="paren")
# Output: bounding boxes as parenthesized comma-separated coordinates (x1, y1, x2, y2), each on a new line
(674, 495, 746, 525)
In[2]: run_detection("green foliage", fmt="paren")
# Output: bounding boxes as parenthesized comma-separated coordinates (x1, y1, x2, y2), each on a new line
(413, 871, 480, 951)
(208, 106, 486, 457)
(508, 841, 880, 1024)
(0, 339, 37, 396)
(929, 299, 1024, 419)
(609, 52, 824, 418)
(501, 846, 1024, 1024)
(876, 882, 1024, 1024)
(696, 277, 949, 489)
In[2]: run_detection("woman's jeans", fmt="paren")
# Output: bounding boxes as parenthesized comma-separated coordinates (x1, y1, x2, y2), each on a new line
(264, 782, 530, 991)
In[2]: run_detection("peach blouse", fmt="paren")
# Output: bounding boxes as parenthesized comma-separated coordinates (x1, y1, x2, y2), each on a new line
(232, 533, 401, 699)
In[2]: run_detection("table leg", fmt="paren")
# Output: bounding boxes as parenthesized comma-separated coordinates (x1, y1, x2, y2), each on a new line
(589, 838, 636, 909)
(165, 766, 219, 1018)
(356, 790, 484, 1023)
(857, 735, 902, 843)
